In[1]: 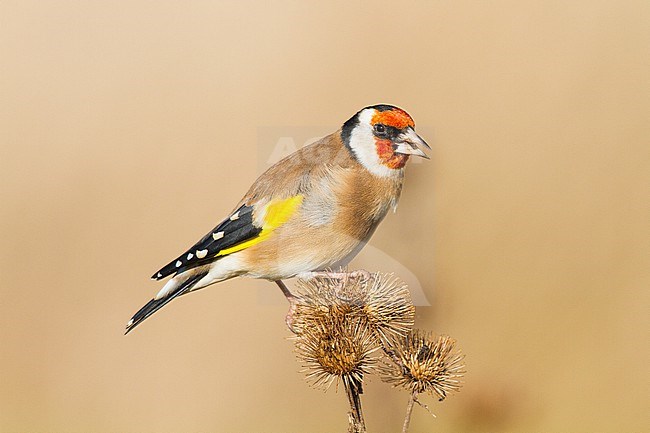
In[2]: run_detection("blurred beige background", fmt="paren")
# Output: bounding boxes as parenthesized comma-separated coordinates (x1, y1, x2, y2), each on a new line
(1, 1, 648, 432)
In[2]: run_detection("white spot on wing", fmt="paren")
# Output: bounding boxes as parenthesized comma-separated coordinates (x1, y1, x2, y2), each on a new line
(175, 260, 182, 267)
(157, 272, 162, 278)
(230, 211, 240, 221)
(127, 319, 134, 327)
(196, 249, 208, 259)
(212, 231, 224, 240)
(187, 253, 194, 260)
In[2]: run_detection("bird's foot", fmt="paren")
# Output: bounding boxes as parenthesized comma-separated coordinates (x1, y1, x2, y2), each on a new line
(348, 269, 372, 281)
(299, 269, 372, 282)
(298, 269, 373, 298)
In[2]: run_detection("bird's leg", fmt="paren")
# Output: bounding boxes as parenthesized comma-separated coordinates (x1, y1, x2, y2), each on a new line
(275, 279, 294, 299)
(275, 280, 299, 334)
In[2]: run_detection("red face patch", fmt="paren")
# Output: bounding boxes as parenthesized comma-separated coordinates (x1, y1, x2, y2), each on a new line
(371, 108, 415, 130)
(375, 138, 409, 169)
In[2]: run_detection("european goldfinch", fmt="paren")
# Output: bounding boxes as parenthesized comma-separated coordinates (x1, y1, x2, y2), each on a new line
(126, 104, 429, 334)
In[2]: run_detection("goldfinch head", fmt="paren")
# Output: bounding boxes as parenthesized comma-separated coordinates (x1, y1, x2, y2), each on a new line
(341, 105, 430, 177)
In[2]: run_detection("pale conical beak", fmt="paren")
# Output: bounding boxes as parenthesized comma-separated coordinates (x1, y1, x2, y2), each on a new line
(394, 127, 430, 159)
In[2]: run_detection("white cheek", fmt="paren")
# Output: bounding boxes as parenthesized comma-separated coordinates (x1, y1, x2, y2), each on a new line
(348, 110, 401, 178)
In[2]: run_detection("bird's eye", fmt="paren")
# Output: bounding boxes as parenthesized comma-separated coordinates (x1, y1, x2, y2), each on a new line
(374, 124, 387, 135)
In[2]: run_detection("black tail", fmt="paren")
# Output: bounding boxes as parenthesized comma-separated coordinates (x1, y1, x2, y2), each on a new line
(125, 271, 208, 335)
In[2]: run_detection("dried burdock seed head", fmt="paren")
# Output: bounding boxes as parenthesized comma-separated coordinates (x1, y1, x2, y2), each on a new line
(382, 330, 465, 401)
(362, 274, 415, 342)
(295, 317, 381, 390)
(291, 272, 415, 342)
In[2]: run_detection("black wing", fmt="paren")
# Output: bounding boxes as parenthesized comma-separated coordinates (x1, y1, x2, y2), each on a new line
(152, 204, 261, 280)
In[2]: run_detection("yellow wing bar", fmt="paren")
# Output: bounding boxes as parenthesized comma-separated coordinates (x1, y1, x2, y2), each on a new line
(216, 195, 304, 256)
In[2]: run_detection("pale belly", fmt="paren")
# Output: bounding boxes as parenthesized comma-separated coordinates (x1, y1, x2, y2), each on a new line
(235, 225, 375, 280)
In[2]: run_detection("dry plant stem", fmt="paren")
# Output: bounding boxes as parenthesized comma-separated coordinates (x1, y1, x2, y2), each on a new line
(402, 391, 417, 433)
(382, 343, 417, 433)
(344, 379, 366, 433)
